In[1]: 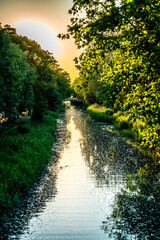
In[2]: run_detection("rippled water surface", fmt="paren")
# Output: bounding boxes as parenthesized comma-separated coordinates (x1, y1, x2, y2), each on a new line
(1, 107, 160, 240)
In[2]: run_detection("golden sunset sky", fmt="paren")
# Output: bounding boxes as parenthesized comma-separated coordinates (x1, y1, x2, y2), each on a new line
(0, 0, 81, 81)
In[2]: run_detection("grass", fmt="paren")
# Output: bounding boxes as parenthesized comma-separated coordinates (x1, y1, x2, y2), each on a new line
(87, 104, 160, 154)
(87, 104, 145, 141)
(0, 110, 58, 216)
(87, 104, 113, 123)
(113, 112, 130, 130)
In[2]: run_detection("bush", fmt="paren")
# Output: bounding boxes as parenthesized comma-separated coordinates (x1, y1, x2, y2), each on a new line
(45, 86, 63, 112)
(17, 124, 31, 135)
(115, 115, 129, 129)
(87, 104, 113, 123)
(121, 129, 134, 138)
(45, 110, 59, 119)
(112, 111, 123, 121)
(113, 112, 130, 130)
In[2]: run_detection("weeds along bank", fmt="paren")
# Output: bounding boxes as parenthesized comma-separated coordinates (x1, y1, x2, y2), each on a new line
(87, 104, 160, 155)
(0, 111, 58, 217)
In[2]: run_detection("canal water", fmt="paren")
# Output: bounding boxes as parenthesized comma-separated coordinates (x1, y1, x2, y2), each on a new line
(1, 107, 160, 239)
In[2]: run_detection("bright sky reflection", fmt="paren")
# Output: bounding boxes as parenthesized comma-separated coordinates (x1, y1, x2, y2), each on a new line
(19, 109, 122, 240)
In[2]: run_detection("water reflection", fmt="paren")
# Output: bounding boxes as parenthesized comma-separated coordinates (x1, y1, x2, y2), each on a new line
(102, 161, 160, 240)
(70, 108, 147, 185)
(0, 113, 69, 239)
(1, 107, 158, 240)
(18, 108, 115, 240)
(0, 172, 58, 239)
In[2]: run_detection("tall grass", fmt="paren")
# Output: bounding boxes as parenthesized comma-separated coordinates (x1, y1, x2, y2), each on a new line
(113, 111, 130, 130)
(87, 104, 146, 142)
(0, 111, 58, 216)
(87, 104, 113, 123)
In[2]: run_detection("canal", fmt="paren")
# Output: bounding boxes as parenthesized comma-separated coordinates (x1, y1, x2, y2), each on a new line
(1, 107, 160, 239)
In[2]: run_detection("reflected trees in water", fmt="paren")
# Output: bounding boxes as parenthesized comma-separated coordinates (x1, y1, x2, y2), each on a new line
(102, 161, 160, 240)
(67, 108, 160, 240)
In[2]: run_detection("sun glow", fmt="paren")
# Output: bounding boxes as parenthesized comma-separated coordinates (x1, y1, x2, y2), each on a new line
(14, 20, 59, 57)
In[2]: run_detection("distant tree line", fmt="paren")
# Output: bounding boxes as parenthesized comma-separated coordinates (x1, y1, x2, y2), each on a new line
(59, 0, 160, 151)
(0, 24, 72, 122)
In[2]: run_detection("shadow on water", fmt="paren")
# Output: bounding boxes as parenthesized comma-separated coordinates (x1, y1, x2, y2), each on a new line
(101, 161, 160, 240)
(0, 107, 159, 239)
(0, 112, 71, 239)
(70, 108, 148, 182)
(0, 172, 58, 239)
(70, 107, 160, 240)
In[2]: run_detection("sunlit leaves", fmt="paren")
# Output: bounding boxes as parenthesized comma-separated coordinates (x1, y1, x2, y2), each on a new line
(63, 0, 160, 150)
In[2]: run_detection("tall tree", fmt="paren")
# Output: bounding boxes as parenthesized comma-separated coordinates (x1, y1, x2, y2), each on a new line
(2, 25, 72, 120)
(0, 30, 36, 121)
(59, 0, 160, 150)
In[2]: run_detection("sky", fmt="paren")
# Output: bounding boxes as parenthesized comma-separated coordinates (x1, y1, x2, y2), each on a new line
(0, 0, 80, 81)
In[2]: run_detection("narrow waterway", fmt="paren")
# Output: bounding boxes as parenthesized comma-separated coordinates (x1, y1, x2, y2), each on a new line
(2, 107, 160, 240)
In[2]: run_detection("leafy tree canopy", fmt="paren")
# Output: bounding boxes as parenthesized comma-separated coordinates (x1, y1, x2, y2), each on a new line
(0, 24, 72, 121)
(59, 0, 160, 151)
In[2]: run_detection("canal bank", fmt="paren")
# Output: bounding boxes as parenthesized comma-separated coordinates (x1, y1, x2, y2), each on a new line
(87, 104, 160, 158)
(0, 111, 58, 219)
(1, 107, 160, 240)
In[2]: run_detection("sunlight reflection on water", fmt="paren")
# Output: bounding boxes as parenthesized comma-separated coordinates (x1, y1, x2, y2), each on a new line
(19, 110, 121, 240)
(3, 107, 155, 240)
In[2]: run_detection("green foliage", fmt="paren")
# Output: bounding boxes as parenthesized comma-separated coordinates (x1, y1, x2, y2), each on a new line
(0, 111, 57, 215)
(121, 129, 134, 138)
(0, 30, 36, 121)
(113, 113, 130, 130)
(115, 116, 129, 130)
(17, 124, 31, 135)
(72, 48, 103, 104)
(87, 104, 113, 123)
(32, 82, 63, 120)
(61, 0, 160, 152)
(1, 24, 72, 122)
(32, 82, 48, 120)
(45, 110, 59, 119)
(45, 85, 63, 112)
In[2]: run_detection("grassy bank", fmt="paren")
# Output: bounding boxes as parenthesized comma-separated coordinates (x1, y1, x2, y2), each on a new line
(0, 111, 58, 216)
(87, 104, 113, 123)
(87, 104, 160, 154)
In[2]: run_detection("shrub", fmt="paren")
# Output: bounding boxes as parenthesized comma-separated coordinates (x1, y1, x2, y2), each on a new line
(87, 104, 113, 123)
(17, 124, 31, 135)
(121, 129, 134, 138)
(114, 115, 129, 129)
(45, 110, 59, 119)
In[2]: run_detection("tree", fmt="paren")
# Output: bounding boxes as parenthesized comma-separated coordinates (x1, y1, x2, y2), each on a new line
(0, 30, 36, 121)
(59, 0, 160, 151)
(2, 25, 72, 120)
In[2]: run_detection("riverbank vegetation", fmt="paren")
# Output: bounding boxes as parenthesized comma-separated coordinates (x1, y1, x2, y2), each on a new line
(0, 24, 71, 122)
(87, 104, 114, 123)
(0, 24, 72, 216)
(87, 103, 146, 140)
(0, 111, 57, 217)
(59, 0, 160, 154)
